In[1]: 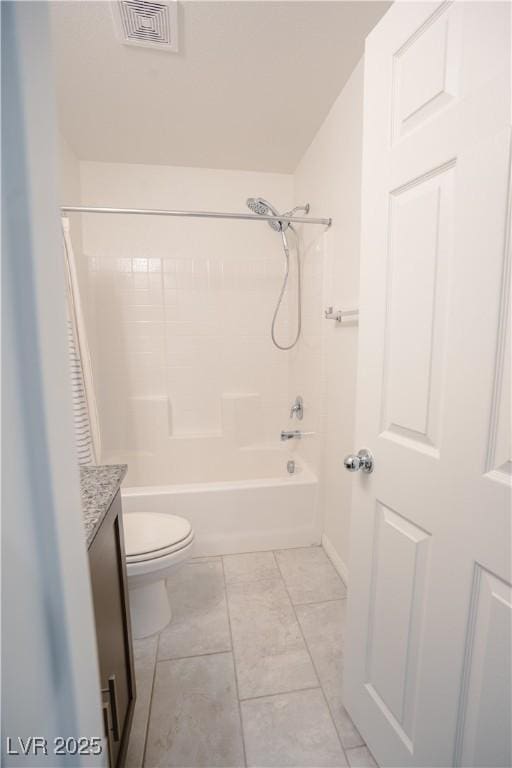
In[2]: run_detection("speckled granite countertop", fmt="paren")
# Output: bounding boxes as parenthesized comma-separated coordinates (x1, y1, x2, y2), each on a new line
(80, 464, 127, 548)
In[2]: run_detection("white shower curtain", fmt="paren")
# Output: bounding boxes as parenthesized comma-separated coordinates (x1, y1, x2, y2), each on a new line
(62, 217, 101, 465)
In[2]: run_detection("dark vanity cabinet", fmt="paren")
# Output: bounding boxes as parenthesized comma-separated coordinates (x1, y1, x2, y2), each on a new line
(88, 491, 135, 768)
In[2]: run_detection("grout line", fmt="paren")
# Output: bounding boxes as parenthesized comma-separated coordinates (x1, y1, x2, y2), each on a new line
(141, 630, 161, 768)
(271, 546, 348, 607)
(275, 554, 350, 766)
(273, 543, 324, 554)
(221, 556, 248, 768)
(224, 574, 283, 587)
(293, 596, 348, 607)
(219, 544, 321, 560)
(239, 684, 323, 703)
(157, 647, 232, 664)
(345, 744, 379, 767)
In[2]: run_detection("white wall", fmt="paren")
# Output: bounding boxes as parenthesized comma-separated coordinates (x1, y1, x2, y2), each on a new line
(79, 162, 294, 483)
(58, 131, 80, 201)
(291, 59, 364, 573)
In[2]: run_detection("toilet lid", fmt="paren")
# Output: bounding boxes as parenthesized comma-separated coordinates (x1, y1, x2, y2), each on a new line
(124, 512, 192, 557)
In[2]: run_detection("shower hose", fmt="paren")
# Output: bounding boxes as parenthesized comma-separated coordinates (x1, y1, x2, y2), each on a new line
(271, 226, 301, 351)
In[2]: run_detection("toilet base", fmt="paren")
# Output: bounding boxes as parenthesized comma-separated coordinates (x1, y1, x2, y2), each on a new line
(129, 578, 171, 639)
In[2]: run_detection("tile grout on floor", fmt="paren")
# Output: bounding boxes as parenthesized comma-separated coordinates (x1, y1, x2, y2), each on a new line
(220, 554, 248, 768)
(238, 683, 324, 704)
(202, 543, 323, 560)
(293, 596, 348, 607)
(272, 549, 351, 767)
(141, 630, 161, 768)
(156, 647, 233, 664)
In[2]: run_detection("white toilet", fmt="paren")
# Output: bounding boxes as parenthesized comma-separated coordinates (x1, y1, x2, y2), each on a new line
(123, 512, 195, 639)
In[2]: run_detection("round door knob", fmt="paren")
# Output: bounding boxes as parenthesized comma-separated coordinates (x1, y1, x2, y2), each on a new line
(344, 449, 374, 473)
(344, 455, 362, 472)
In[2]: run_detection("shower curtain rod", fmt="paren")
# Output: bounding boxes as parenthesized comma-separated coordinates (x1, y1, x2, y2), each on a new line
(61, 205, 332, 227)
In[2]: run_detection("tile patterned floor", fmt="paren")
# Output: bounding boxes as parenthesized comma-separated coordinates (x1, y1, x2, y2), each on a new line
(126, 546, 378, 768)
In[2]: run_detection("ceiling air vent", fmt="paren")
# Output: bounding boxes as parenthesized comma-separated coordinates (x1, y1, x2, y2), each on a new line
(111, 0, 178, 52)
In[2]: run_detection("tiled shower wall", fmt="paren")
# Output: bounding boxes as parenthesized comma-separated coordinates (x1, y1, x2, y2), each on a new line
(79, 162, 294, 457)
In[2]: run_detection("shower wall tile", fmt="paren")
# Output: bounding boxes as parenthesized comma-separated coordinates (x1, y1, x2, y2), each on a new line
(81, 161, 293, 456)
(121, 304, 165, 323)
(165, 320, 194, 337)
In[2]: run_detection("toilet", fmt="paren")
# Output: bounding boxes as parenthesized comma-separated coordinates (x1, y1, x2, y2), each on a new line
(123, 512, 195, 639)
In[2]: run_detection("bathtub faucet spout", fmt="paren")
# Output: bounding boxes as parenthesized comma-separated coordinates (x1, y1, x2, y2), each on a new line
(281, 430, 305, 441)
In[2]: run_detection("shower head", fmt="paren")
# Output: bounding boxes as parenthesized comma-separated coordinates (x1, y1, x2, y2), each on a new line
(246, 197, 286, 232)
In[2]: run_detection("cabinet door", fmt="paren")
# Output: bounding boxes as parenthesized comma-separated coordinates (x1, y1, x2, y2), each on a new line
(89, 493, 134, 766)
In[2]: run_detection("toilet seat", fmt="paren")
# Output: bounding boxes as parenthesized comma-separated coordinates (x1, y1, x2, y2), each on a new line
(123, 511, 195, 638)
(124, 512, 194, 564)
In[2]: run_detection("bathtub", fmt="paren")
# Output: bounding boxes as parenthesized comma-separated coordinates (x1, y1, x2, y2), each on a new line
(121, 459, 320, 556)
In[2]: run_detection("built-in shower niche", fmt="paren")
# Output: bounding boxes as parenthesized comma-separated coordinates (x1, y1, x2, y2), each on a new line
(164, 391, 265, 447)
(109, 390, 290, 486)
(123, 391, 269, 446)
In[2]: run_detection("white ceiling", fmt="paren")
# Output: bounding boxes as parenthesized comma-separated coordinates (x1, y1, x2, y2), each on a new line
(51, 1, 390, 173)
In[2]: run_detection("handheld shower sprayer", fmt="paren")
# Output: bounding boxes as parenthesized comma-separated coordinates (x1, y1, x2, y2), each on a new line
(246, 197, 309, 351)
(246, 197, 286, 232)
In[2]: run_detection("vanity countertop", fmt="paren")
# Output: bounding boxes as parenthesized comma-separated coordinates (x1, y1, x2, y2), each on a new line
(80, 464, 127, 548)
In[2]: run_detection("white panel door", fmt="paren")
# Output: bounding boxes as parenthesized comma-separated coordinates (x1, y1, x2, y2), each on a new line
(343, 3, 511, 767)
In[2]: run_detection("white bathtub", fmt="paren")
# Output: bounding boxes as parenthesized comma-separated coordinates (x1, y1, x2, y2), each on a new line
(122, 460, 320, 556)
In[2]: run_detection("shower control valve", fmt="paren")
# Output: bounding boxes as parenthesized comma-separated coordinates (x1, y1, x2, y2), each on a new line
(324, 306, 343, 322)
(290, 396, 304, 420)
